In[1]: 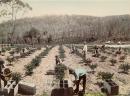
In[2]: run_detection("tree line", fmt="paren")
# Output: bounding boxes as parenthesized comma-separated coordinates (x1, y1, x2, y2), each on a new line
(0, 14, 130, 44)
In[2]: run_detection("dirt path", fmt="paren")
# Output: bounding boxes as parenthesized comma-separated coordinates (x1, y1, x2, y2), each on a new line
(63, 46, 86, 69)
(22, 46, 59, 95)
(63, 46, 101, 92)
(9, 48, 45, 75)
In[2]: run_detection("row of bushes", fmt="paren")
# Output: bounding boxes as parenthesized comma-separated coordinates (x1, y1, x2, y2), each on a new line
(24, 46, 54, 76)
(59, 45, 66, 61)
(55, 63, 67, 80)
(5, 48, 37, 66)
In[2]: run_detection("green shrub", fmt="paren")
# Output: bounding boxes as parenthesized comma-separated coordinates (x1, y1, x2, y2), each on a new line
(15, 47, 22, 53)
(85, 58, 92, 64)
(116, 51, 121, 54)
(5, 47, 11, 51)
(24, 64, 33, 75)
(12, 72, 22, 83)
(6, 56, 14, 65)
(39, 46, 54, 58)
(31, 56, 41, 67)
(110, 59, 117, 66)
(1, 48, 6, 53)
(97, 72, 114, 80)
(55, 64, 67, 80)
(24, 46, 54, 76)
(20, 53, 26, 58)
(100, 56, 107, 62)
(119, 55, 126, 62)
(9, 51, 15, 56)
(89, 64, 97, 73)
(59, 45, 65, 61)
(119, 63, 130, 74)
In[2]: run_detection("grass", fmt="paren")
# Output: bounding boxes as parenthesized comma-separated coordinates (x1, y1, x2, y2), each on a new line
(41, 92, 49, 96)
(84, 92, 106, 96)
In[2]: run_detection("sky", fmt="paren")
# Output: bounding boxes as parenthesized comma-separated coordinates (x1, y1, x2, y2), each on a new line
(0, 0, 130, 23)
(21, 0, 130, 17)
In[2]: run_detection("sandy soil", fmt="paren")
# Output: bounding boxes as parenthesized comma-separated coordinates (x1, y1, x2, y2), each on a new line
(22, 46, 59, 95)
(1, 45, 130, 95)
(73, 45, 130, 95)
(63, 46, 101, 93)
(8, 48, 45, 75)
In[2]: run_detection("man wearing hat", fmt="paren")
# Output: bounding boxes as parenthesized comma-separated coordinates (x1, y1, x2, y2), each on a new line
(0, 58, 12, 87)
(0, 68, 12, 86)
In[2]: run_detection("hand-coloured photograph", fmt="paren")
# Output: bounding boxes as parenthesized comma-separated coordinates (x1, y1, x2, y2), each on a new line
(0, 0, 130, 96)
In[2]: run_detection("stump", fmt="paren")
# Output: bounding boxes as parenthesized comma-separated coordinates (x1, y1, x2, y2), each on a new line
(51, 87, 73, 96)
(104, 80, 119, 95)
(18, 81, 36, 95)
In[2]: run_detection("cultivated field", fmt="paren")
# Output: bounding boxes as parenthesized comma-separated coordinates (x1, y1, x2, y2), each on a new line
(0, 44, 130, 96)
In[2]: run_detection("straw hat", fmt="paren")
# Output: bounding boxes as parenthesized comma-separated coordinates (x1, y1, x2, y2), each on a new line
(3, 68, 12, 81)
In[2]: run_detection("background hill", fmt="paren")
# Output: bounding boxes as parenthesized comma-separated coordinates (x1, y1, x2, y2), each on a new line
(0, 14, 130, 43)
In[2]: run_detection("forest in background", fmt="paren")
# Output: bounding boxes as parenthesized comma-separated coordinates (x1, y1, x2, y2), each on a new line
(0, 14, 130, 44)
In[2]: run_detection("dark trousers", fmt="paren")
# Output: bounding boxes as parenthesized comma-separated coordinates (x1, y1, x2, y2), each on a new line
(56, 59, 60, 65)
(0, 75, 7, 86)
(75, 75, 86, 93)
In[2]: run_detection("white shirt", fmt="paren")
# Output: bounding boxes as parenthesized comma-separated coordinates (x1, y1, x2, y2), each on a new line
(83, 45, 88, 53)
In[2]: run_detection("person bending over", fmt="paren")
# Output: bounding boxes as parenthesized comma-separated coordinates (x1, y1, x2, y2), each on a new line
(69, 68, 87, 94)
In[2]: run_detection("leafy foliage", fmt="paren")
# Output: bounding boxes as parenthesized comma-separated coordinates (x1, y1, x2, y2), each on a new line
(24, 64, 33, 75)
(12, 72, 22, 83)
(85, 58, 92, 64)
(97, 72, 114, 80)
(110, 59, 117, 66)
(31, 56, 41, 67)
(55, 64, 67, 80)
(25, 46, 54, 75)
(119, 55, 126, 62)
(89, 64, 97, 72)
(6, 56, 14, 65)
(9, 51, 15, 55)
(119, 63, 130, 74)
(1, 48, 6, 53)
(39, 46, 54, 58)
(100, 56, 107, 62)
(59, 45, 65, 61)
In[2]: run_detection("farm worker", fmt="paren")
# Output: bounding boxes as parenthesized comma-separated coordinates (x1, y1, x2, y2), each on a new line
(94, 45, 99, 54)
(0, 68, 12, 86)
(22, 48, 25, 53)
(55, 55, 62, 65)
(71, 44, 76, 54)
(69, 68, 87, 94)
(101, 44, 105, 52)
(83, 42, 88, 59)
(0, 47, 1, 54)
